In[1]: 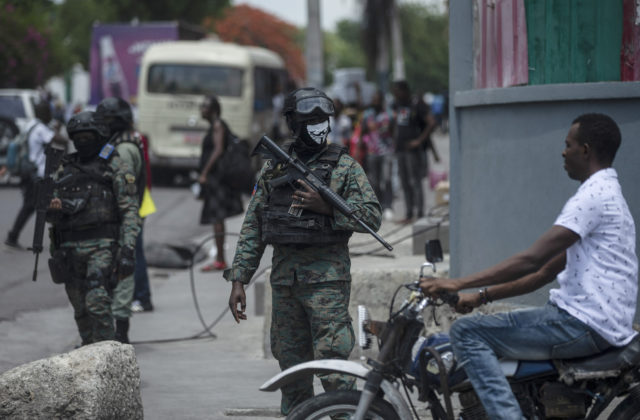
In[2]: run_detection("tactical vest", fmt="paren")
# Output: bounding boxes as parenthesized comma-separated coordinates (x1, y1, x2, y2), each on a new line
(54, 151, 119, 238)
(262, 143, 353, 246)
(113, 131, 146, 204)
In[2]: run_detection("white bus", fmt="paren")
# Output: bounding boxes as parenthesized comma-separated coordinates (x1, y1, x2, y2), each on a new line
(136, 40, 287, 180)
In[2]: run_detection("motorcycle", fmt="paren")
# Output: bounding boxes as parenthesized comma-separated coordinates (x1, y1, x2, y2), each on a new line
(260, 240, 640, 419)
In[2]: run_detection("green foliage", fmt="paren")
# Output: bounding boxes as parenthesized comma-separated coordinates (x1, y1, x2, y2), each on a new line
(324, 20, 367, 85)
(325, 2, 449, 94)
(0, 1, 67, 88)
(54, 0, 116, 69)
(0, 0, 232, 88)
(399, 2, 449, 94)
(107, 0, 230, 23)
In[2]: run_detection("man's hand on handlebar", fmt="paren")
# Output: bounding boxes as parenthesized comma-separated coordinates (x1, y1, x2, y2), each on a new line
(419, 276, 460, 306)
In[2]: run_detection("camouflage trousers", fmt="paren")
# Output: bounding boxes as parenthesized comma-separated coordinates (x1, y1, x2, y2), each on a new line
(62, 241, 115, 344)
(270, 280, 356, 415)
(112, 273, 134, 320)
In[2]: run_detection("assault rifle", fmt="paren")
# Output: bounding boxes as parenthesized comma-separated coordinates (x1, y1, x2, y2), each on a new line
(252, 135, 393, 251)
(30, 145, 65, 281)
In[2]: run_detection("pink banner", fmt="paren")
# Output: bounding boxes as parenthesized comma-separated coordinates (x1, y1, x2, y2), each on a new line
(622, 0, 640, 81)
(474, 0, 529, 89)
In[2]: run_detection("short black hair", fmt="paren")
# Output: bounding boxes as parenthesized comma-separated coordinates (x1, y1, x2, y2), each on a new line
(572, 113, 621, 164)
(204, 95, 221, 116)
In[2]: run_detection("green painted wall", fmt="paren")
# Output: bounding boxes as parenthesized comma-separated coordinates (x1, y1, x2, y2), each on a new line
(526, 0, 623, 84)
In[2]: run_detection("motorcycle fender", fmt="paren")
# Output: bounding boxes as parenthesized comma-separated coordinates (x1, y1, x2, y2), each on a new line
(259, 360, 413, 420)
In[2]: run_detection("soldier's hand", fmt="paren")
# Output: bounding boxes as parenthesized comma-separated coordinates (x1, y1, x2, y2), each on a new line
(117, 246, 135, 280)
(49, 198, 62, 210)
(292, 180, 332, 215)
(229, 281, 247, 323)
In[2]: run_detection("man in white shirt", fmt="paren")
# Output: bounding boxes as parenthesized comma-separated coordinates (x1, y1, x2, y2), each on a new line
(5, 99, 66, 249)
(420, 113, 638, 420)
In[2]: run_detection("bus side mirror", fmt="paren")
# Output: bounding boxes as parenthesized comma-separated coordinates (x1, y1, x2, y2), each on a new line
(425, 240, 443, 264)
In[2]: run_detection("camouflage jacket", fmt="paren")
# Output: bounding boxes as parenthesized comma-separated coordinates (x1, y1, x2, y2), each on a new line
(49, 151, 141, 250)
(224, 145, 382, 286)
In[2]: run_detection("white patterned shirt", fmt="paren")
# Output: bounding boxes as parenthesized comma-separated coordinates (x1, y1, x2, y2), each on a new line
(550, 168, 638, 346)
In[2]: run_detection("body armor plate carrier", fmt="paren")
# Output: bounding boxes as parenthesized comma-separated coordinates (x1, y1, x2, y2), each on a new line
(53, 152, 120, 241)
(262, 143, 352, 246)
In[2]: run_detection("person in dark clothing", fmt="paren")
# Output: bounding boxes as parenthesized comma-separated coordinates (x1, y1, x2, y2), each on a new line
(391, 80, 438, 223)
(198, 95, 243, 271)
(5, 99, 67, 249)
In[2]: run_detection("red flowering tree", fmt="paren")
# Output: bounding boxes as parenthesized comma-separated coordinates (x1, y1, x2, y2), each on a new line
(204, 5, 305, 83)
(0, 3, 65, 88)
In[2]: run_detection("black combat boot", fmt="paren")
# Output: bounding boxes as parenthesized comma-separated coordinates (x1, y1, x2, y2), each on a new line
(115, 318, 130, 344)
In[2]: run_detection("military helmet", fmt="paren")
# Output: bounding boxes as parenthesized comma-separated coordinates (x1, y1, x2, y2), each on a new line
(96, 97, 133, 128)
(66, 111, 110, 139)
(283, 87, 334, 134)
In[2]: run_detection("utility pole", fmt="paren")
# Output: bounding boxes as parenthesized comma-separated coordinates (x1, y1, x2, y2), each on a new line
(306, 0, 324, 87)
(390, 0, 405, 81)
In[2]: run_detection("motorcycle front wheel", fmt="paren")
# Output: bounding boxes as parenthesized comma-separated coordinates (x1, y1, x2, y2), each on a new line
(286, 390, 401, 420)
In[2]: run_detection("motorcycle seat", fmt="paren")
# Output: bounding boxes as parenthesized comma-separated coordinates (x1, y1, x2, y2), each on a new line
(556, 334, 640, 384)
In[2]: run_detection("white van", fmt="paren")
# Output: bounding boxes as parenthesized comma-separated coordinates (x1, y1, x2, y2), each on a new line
(136, 40, 287, 176)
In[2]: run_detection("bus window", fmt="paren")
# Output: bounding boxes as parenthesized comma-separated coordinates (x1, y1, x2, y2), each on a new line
(147, 64, 244, 97)
(253, 67, 287, 111)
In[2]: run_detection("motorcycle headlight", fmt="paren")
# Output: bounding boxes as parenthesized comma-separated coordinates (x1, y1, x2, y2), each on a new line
(426, 350, 455, 375)
(358, 305, 372, 350)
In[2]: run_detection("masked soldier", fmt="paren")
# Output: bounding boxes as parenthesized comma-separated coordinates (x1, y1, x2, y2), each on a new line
(47, 111, 141, 345)
(96, 97, 149, 343)
(226, 87, 382, 415)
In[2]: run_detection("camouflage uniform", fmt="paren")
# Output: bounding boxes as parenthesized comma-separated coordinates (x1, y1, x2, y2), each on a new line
(111, 137, 144, 321)
(49, 151, 140, 344)
(224, 145, 382, 414)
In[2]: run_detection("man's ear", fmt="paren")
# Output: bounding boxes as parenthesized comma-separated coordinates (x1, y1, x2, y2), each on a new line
(582, 142, 591, 158)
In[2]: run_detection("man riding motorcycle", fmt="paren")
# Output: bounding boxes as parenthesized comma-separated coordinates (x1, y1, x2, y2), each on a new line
(421, 113, 637, 420)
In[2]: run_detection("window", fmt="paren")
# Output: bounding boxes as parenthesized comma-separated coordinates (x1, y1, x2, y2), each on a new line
(147, 65, 244, 97)
(0, 96, 27, 119)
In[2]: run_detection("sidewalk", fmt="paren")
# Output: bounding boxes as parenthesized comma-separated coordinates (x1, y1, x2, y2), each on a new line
(0, 220, 426, 420)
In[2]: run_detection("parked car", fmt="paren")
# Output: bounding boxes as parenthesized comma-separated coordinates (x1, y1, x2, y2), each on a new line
(0, 89, 40, 132)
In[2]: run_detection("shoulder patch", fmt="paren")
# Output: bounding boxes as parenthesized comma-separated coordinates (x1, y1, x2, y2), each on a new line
(99, 143, 115, 160)
(125, 173, 136, 184)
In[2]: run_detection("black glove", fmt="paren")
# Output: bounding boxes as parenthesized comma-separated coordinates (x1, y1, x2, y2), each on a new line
(117, 245, 135, 279)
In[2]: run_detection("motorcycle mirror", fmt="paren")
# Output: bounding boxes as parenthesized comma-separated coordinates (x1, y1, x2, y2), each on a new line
(425, 240, 443, 263)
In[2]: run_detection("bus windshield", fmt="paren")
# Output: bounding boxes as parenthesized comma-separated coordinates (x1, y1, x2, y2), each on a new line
(147, 64, 244, 97)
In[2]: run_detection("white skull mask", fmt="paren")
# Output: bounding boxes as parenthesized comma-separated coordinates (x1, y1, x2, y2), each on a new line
(305, 120, 330, 145)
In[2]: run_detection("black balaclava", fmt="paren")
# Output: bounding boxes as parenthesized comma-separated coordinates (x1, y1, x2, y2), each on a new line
(73, 133, 106, 161)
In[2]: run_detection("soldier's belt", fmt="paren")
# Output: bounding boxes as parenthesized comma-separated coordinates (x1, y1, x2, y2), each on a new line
(56, 224, 118, 243)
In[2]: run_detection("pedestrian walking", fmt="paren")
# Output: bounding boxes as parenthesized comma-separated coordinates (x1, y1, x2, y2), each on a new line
(226, 87, 382, 416)
(198, 95, 243, 272)
(5, 99, 66, 249)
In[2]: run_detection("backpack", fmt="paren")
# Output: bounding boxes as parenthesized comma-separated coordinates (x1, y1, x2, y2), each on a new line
(218, 136, 256, 193)
(6, 122, 38, 178)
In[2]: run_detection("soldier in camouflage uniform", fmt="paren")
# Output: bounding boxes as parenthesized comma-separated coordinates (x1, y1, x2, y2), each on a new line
(226, 87, 382, 415)
(97, 97, 147, 343)
(47, 111, 140, 345)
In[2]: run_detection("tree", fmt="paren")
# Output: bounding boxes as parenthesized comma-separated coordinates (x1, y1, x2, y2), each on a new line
(0, 1, 67, 88)
(324, 19, 367, 84)
(356, 0, 449, 94)
(206, 5, 305, 83)
(399, 3, 449, 94)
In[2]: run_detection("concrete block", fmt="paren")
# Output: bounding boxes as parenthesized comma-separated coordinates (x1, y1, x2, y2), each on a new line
(0, 341, 143, 419)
